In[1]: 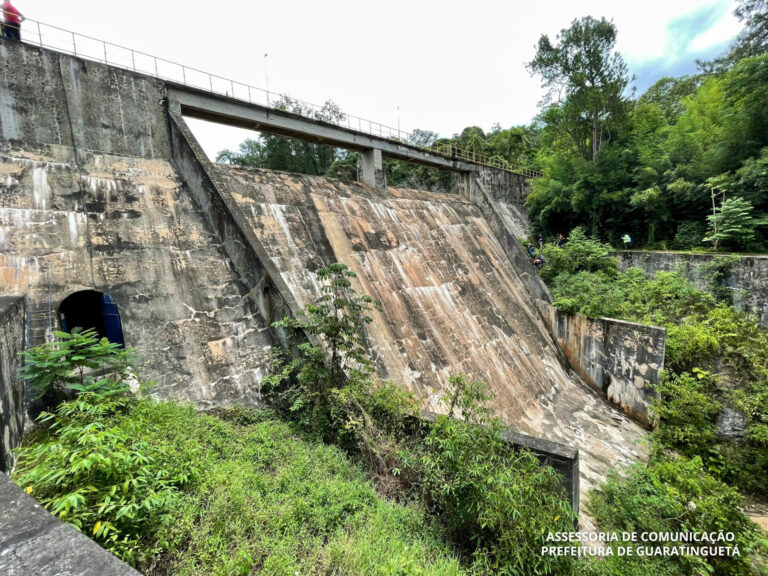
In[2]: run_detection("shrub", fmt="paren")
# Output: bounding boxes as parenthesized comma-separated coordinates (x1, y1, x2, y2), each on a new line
(21, 327, 134, 405)
(651, 371, 721, 455)
(672, 221, 706, 250)
(420, 376, 576, 575)
(587, 451, 764, 576)
(540, 226, 619, 284)
(264, 262, 380, 440)
(13, 393, 192, 565)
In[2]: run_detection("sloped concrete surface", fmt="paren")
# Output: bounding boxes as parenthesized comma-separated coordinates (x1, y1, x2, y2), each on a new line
(0, 473, 140, 575)
(212, 166, 649, 502)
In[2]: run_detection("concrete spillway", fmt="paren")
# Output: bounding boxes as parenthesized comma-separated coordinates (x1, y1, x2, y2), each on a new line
(207, 165, 648, 497)
(0, 37, 647, 509)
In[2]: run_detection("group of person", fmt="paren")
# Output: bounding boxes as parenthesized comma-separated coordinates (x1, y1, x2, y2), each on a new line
(526, 240, 546, 271)
(525, 233, 566, 271)
(1, 0, 24, 41)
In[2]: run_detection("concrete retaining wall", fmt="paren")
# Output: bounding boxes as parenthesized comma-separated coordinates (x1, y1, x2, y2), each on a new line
(0, 472, 140, 575)
(0, 296, 25, 473)
(476, 166, 530, 204)
(615, 251, 768, 326)
(535, 300, 665, 428)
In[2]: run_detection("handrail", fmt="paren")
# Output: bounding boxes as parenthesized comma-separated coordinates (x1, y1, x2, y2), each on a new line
(1, 12, 542, 178)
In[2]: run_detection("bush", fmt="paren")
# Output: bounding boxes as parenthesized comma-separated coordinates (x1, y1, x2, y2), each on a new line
(651, 371, 721, 455)
(21, 328, 134, 408)
(540, 226, 619, 284)
(13, 393, 191, 565)
(672, 221, 706, 250)
(420, 376, 576, 575)
(587, 451, 765, 576)
(264, 262, 380, 441)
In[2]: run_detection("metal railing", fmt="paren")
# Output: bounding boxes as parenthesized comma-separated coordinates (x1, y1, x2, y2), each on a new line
(3, 14, 542, 178)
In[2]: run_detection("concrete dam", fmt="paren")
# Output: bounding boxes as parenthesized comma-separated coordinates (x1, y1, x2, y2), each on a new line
(0, 37, 647, 510)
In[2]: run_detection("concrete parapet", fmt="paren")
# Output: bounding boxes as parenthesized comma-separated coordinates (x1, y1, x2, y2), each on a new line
(535, 300, 665, 428)
(0, 295, 25, 474)
(0, 472, 140, 575)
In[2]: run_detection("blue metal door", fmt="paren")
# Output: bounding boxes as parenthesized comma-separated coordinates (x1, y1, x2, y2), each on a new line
(101, 293, 125, 346)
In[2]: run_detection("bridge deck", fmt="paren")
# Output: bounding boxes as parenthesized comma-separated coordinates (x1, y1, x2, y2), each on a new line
(168, 84, 477, 172)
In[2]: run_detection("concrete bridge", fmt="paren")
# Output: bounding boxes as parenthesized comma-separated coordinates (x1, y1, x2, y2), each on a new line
(167, 84, 481, 193)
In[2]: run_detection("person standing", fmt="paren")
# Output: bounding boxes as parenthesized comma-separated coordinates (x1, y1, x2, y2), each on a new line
(622, 233, 632, 250)
(1, 0, 24, 41)
(538, 233, 544, 250)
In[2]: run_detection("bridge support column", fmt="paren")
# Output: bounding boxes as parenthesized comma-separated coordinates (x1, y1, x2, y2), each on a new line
(361, 148, 385, 192)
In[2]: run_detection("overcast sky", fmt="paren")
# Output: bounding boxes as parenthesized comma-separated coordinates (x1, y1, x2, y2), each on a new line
(17, 1, 743, 158)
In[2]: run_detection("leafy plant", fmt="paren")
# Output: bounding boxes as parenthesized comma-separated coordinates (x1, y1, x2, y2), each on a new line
(264, 263, 379, 437)
(420, 375, 576, 575)
(21, 327, 134, 401)
(587, 450, 764, 576)
(703, 196, 768, 250)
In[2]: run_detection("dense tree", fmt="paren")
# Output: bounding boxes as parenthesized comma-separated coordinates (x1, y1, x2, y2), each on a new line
(732, 0, 768, 59)
(528, 16, 632, 160)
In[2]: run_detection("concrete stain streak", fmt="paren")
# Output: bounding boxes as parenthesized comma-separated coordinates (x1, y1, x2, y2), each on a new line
(215, 166, 649, 504)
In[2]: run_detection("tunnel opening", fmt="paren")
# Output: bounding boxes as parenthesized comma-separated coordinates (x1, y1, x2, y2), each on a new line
(58, 290, 125, 346)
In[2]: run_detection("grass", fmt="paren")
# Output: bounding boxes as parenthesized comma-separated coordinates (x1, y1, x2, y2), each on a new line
(19, 399, 467, 576)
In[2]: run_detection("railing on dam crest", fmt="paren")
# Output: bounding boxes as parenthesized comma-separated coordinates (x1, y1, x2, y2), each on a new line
(2, 13, 542, 179)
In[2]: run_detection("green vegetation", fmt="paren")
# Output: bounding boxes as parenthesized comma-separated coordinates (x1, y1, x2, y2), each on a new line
(15, 264, 575, 575)
(418, 376, 575, 575)
(526, 3, 768, 250)
(15, 396, 468, 575)
(534, 228, 768, 574)
(217, 3, 768, 253)
(586, 452, 763, 576)
(264, 264, 577, 575)
(541, 229, 768, 496)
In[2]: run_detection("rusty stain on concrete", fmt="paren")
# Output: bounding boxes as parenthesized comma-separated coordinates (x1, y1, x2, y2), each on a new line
(214, 166, 649, 504)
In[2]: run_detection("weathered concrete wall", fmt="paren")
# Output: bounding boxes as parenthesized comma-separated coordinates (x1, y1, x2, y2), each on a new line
(167, 111, 306, 341)
(0, 39, 170, 159)
(0, 472, 140, 575)
(470, 178, 551, 303)
(203, 162, 647, 504)
(1, 38, 649, 516)
(615, 251, 768, 326)
(476, 165, 530, 204)
(0, 38, 273, 406)
(535, 300, 665, 428)
(0, 296, 25, 473)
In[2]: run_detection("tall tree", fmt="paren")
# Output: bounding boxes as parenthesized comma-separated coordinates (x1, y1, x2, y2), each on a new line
(733, 0, 768, 59)
(528, 16, 631, 160)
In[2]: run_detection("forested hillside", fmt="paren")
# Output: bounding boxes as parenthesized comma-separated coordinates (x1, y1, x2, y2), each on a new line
(219, 1, 768, 252)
